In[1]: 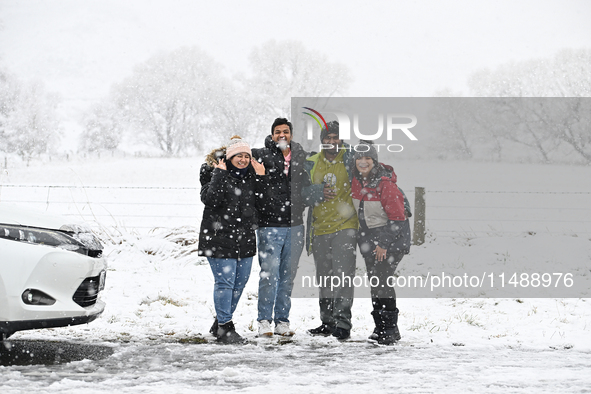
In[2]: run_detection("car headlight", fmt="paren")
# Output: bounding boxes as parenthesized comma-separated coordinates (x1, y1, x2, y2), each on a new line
(0, 223, 103, 257)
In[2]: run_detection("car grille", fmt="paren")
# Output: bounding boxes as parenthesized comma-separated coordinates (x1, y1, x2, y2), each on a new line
(73, 275, 101, 307)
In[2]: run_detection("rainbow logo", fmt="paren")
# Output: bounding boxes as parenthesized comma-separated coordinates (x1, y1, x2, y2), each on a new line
(302, 107, 329, 132)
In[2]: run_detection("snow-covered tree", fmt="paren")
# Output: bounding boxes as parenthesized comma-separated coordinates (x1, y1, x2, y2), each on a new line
(245, 40, 352, 129)
(433, 48, 591, 164)
(468, 49, 591, 164)
(89, 42, 352, 154)
(0, 69, 16, 150)
(205, 80, 262, 147)
(80, 102, 121, 152)
(531, 98, 591, 164)
(0, 69, 60, 161)
(112, 47, 230, 156)
(469, 48, 591, 98)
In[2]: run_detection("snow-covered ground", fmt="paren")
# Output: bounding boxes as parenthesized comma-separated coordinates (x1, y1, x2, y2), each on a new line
(1, 157, 591, 392)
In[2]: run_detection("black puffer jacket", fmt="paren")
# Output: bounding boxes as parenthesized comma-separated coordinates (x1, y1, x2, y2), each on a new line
(251, 136, 307, 227)
(198, 147, 266, 259)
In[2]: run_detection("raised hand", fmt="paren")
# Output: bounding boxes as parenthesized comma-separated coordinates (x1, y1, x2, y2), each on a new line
(251, 159, 266, 175)
(214, 158, 227, 171)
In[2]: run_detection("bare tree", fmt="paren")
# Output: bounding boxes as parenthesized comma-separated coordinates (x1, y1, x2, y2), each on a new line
(0, 69, 16, 150)
(112, 47, 229, 156)
(430, 94, 503, 161)
(86, 41, 352, 154)
(430, 97, 474, 159)
(0, 69, 60, 162)
(246, 40, 352, 134)
(488, 99, 556, 163)
(468, 49, 591, 98)
(204, 78, 265, 148)
(531, 99, 591, 164)
(466, 48, 591, 164)
(80, 102, 122, 152)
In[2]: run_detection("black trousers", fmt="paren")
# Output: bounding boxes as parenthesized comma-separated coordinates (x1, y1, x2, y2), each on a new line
(364, 252, 405, 311)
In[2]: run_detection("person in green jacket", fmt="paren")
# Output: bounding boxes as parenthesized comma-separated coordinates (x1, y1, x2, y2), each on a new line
(302, 121, 358, 340)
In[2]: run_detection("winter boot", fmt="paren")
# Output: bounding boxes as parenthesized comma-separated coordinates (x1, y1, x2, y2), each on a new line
(332, 327, 351, 340)
(377, 309, 401, 345)
(216, 321, 247, 344)
(368, 310, 382, 341)
(209, 317, 218, 336)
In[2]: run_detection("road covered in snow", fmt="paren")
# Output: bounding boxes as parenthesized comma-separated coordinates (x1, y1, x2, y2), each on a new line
(2, 336, 590, 393)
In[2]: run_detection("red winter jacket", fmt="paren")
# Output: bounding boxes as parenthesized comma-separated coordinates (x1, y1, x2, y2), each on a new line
(351, 163, 406, 226)
(351, 163, 411, 257)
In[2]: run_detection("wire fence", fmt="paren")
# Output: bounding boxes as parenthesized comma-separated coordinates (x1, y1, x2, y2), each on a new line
(0, 185, 202, 232)
(1, 185, 590, 237)
(423, 189, 591, 237)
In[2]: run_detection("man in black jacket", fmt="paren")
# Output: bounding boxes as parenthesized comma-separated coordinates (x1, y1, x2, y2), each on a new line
(252, 118, 307, 337)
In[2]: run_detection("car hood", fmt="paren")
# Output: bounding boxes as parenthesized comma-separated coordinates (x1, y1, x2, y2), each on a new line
(0, 204, 79, 230)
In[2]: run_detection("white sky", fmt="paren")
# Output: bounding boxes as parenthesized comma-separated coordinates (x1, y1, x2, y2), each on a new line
(1, 0, 590, 109)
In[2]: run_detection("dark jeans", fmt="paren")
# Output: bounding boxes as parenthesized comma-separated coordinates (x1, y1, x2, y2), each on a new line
(363, 251, 405, 311)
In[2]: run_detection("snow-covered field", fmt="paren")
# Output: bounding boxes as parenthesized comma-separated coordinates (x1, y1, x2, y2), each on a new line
(1, 157, 591, 393)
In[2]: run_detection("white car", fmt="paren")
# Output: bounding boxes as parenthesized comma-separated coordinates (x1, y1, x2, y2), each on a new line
(0, 204, 107, 340)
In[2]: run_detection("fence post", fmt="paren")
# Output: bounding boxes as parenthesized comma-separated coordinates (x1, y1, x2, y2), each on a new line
(413, 186, 426, 245)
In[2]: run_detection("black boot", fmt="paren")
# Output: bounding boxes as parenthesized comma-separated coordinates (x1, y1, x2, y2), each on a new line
(216, 321, 247, 344)
(209, 317, 218, 336)
(332, 327, 351, 340)
(368, 311, 382, 341)
(377, 309, 401, 345)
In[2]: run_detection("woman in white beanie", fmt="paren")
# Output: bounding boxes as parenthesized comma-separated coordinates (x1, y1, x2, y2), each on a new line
(198, 135, 266, 344)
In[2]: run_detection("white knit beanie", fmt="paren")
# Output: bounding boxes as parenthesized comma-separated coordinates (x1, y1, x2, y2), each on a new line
(225, 135, 252, 159)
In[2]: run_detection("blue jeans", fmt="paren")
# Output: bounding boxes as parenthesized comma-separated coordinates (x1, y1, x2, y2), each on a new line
(257, 225, 305, 324)
(208, 257, 253, 325)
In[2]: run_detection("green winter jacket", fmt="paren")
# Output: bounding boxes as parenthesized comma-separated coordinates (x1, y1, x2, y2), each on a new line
(301, 143, 357, 255)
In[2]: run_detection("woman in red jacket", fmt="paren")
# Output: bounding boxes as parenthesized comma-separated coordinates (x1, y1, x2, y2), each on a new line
(351, 141, 411, 345)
